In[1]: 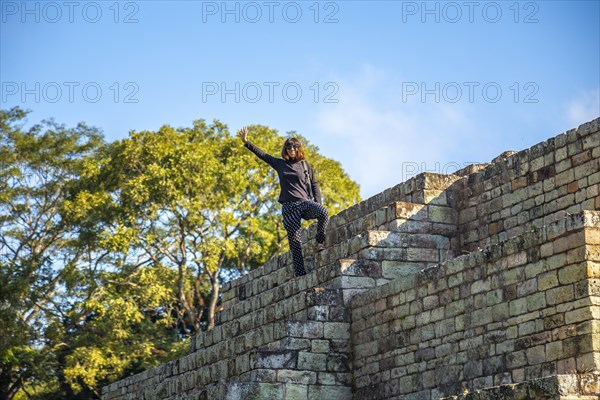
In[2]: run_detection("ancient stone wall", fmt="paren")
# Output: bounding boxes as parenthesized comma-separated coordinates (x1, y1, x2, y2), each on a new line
(102, 118, 600, 400)
(351, 210, 600, 399)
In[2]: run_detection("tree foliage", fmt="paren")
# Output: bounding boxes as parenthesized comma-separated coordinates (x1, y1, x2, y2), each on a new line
(0, 107, 104, 399)
(0, 108, 360, 399)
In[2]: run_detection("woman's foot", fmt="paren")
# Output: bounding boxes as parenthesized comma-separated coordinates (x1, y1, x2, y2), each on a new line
(316, 243, 326, 252)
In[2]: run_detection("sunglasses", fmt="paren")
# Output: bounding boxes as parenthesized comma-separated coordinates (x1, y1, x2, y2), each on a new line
(285, 144, 301, 150)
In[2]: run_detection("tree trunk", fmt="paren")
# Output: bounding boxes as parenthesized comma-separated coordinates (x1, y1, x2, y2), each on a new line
(0, 375, 9, 400)
(0, 371, 20, 400)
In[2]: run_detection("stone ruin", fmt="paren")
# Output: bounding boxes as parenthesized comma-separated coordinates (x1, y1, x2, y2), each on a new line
(102, 117, 600, 399)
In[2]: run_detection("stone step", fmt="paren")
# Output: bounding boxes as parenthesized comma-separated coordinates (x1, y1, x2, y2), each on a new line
(320, 171, 461, 235)
(304, 200, 457, 252)
(366, 230, 451, 249)
(362, 230, 455, 274)
(310, 264, 386, 309)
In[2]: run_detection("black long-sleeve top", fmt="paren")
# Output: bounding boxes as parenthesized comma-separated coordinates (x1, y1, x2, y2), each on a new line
(244, 141, 322, 204)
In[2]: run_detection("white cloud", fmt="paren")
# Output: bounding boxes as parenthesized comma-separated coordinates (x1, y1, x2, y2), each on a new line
(567, 89, 600, 126)
(313, 65, 477, 199)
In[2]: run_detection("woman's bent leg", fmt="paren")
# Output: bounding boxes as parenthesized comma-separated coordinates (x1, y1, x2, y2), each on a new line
(282, 202, 306, 276)
(302, 201, 329, 245)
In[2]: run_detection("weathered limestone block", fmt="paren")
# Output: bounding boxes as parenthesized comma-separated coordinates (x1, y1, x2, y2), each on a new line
(225, 383, 284, 400)
(337, 259, 383, 277)
(254, 350, 297, 369)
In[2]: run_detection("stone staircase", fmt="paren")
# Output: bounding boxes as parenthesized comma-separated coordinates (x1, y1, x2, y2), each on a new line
(102, 173, 461, 400)
(189, 196, 458, 399)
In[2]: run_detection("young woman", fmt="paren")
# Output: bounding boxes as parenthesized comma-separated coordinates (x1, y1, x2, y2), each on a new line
(238, 127, 329, 277)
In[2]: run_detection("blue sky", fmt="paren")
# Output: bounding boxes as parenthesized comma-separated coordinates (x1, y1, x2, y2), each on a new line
(2, 0, 599, 199)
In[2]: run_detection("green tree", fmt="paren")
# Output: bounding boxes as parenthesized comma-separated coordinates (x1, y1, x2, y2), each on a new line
(0, 108, 186, 399)
(0, 107, 104, 400)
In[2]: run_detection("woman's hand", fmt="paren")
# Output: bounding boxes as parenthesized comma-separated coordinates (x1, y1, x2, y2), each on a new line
(237, 127, 249, 143)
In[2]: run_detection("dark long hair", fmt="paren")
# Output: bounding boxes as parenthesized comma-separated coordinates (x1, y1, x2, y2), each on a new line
(281, 137, 305, 161)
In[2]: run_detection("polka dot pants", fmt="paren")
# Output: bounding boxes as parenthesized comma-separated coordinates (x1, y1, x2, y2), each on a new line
(282, 200, 329, 277)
